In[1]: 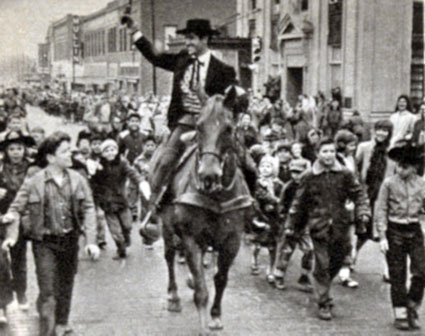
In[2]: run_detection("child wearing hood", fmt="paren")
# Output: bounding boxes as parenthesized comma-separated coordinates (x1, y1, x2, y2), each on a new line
(250, 155, 284, 282)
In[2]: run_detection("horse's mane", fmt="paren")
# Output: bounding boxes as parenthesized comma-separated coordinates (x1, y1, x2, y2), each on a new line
(197, 94, 228, 126)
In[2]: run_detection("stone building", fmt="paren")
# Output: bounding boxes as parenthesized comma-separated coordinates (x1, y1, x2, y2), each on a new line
(237, 0, 425, 119)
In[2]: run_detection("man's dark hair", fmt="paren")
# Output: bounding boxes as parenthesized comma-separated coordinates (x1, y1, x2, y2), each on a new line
(144, 135, 157, 144)
(36, 131, 71, 168)
(316, 137, 335, 151)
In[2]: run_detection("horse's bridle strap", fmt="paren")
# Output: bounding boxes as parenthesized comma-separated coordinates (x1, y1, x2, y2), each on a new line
(198, 151, 222, 161)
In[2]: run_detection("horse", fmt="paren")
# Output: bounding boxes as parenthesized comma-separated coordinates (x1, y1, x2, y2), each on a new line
(157, 87, 253, 336)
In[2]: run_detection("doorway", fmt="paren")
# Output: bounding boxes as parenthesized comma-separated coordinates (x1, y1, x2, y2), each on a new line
(286, 67, 303, 106)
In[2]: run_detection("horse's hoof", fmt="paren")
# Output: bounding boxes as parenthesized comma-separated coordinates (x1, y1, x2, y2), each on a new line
(209, 318, 224, 330)
(186, 277, 194, 289)
(167, 299, 182, 312)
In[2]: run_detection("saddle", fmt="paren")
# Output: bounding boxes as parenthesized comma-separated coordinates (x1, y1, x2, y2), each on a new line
(171, 147, 253, 215)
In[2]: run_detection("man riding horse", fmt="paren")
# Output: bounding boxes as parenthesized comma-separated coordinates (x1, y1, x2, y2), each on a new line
(122, 15, 237, 234)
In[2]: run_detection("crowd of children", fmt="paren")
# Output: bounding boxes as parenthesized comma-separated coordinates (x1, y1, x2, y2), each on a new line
(1, 85, 425, 332)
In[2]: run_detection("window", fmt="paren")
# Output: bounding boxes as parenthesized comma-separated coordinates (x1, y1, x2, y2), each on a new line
(101, 31, 105, 54)
(248, 19, 256, 38)
(119, 28, 128, 52)
(108, 27, 117, 53)
(301, 0, 308, 11)
(328, 0, 343, 46)
(251, 0, 256, 10)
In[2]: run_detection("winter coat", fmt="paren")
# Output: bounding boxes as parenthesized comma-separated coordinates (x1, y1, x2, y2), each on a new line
(288, 160, 370, 241)
(4, 168, 97, 245)
(90, 157, 142, 213)
(0, 160, 31, 214)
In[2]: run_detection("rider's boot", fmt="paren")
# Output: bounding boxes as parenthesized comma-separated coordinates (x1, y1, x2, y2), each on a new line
(139, 147, 179, 243)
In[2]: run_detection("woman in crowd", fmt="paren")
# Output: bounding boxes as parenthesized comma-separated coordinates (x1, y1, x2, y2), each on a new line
(389, 95, 417, 147)
(355, 119, 394, 281)
(302, 129, 321, 163)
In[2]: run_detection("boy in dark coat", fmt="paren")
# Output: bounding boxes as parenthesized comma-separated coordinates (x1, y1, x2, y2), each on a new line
(286, 138, 370, 320)
(90, 139, 143, 259)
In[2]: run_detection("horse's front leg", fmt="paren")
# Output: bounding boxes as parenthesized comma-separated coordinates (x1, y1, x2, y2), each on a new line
(162, 209, 182, 313)
(183, 236, 209, 336)
(164, 240, 182, 312)
(209, 233, 241, 331)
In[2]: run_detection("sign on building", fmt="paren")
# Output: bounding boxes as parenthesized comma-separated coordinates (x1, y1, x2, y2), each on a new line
(72, 16, 81, 64)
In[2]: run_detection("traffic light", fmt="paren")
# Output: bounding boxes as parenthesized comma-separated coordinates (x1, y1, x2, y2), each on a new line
(251, 36, 262, 64)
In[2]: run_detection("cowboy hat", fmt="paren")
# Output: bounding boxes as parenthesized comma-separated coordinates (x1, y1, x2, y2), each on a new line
(176, 19, 220, 37)
(0, 131, 35, 151)
(388, 140, 424, 165)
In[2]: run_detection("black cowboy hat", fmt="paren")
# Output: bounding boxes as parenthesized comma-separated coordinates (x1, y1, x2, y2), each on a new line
(0, 131, 35, 151)
(176, 19, 220, 37)
(388, 140, 424, 165)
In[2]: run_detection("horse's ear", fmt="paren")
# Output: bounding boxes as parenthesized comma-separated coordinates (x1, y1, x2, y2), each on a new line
(223, 86, 237, 110)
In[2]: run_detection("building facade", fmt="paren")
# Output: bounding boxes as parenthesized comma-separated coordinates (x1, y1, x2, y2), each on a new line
(47, 15, 79, 91)
(238, 0, 425, 119)
(79, 0, 143, 94)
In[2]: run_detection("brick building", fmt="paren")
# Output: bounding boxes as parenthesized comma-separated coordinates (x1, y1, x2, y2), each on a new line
(44, 0, 249, 95)
(79, 0, 143, 94)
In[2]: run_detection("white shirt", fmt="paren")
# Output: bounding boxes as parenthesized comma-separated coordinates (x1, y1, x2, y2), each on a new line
(389, 110, 418, 147)
(197, 50, 212, 88)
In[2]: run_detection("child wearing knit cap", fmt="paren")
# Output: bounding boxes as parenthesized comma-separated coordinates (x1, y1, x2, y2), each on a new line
(273, 159, 314, 292)
(90, 139, 143, 259)
(250, 155, 284, 282)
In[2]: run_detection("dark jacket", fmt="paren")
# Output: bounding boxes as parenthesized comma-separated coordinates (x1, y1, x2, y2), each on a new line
(134, 36, 237, 129)
(119, 131, 146, 164)
(288, 160, 370, 240)
(0, 160, 31, 214)
(90, 157, 142, 213)
(4, 168, 97, 245)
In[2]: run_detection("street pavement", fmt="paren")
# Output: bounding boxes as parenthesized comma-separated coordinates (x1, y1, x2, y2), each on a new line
(0, 106, 423, 336)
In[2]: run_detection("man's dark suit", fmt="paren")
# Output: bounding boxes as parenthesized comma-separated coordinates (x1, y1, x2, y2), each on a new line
(134, 36, 236, 129)
(134, 34, 237, 208)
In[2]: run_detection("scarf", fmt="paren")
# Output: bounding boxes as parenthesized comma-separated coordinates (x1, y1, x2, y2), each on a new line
(365, 140, 389, 204)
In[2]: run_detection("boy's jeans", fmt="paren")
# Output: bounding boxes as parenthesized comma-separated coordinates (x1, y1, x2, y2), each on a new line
(386, 222, 425, 309)
(312, 235, 350, 308)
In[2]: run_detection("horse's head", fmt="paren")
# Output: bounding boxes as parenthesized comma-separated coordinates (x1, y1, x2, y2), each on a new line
(196, 86, 247, 193)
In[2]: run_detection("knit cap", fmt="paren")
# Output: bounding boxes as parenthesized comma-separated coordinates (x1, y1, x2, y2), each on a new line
(289, 159, 309, 172)
(100, 139, 118, 153)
